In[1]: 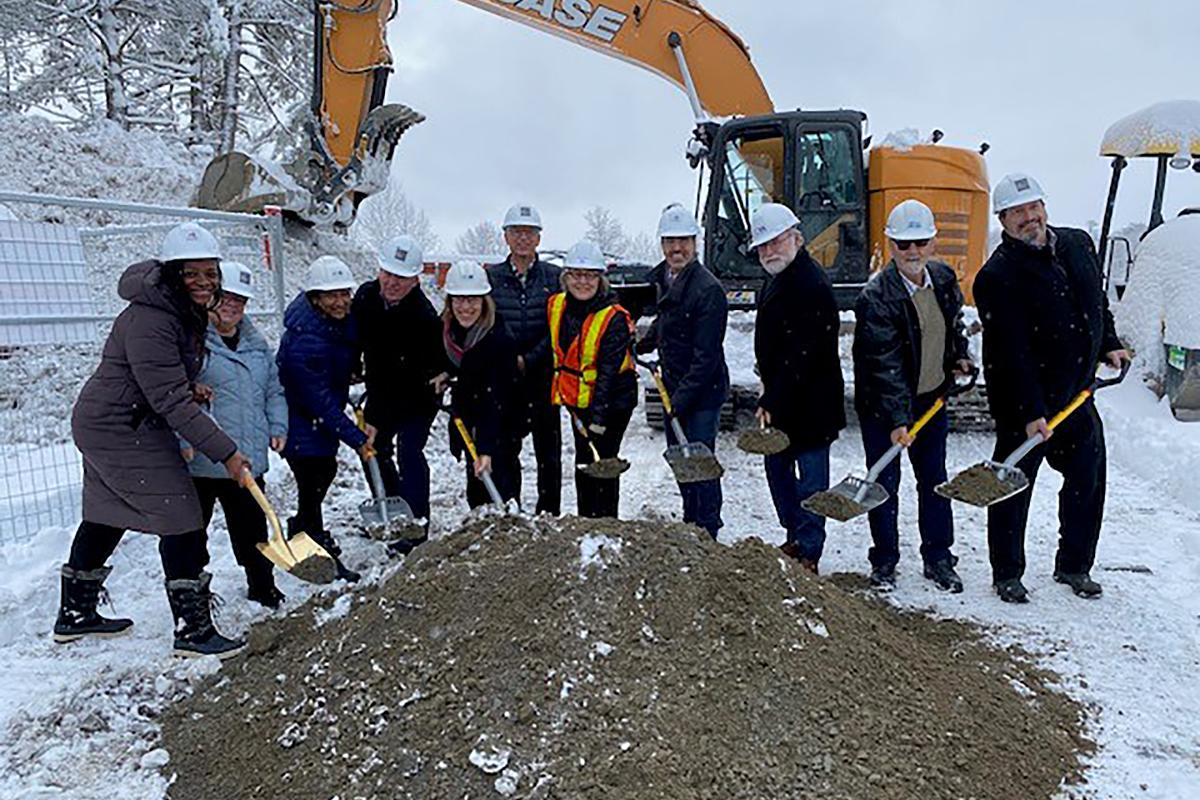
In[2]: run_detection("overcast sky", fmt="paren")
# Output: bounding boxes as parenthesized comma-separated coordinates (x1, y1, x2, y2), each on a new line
(384, 0, 1198, 253)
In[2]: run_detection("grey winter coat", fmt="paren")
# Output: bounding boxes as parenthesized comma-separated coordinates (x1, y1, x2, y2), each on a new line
(186, 320, 287, 480)
(72, 261, 237, 535)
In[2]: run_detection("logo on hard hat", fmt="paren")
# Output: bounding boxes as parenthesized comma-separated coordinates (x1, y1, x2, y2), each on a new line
(1014, 178, 1030, 191)
(395, 248, 408, 261)
(238, 271, 251, 285)
(520, 207, 532, 216)
(186, 231, 198, 240)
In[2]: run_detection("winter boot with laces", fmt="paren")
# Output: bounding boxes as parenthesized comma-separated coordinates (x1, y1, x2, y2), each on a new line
(166, 572, 246, 659)
(53, 565, 134, 643)
(1054, 570, 1103, 598)
(923, 558, 964, 593)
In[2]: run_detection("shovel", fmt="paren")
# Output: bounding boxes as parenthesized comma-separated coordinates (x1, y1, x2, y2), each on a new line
(736, 417, 791, 456)
(635, 357, 724, 484)
(351, 398, 417, 539)
(568, 411, 631, 479)
(804, 370, 978, 522)
(452, 416, 507, 507)
(240, 469, 337, 584)
(936, 363, 1128, 507)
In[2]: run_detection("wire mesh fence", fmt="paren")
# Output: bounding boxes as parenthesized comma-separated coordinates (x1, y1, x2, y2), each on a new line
(0, 192, 285, 546)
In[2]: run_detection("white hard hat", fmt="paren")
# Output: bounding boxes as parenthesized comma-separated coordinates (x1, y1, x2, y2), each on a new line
(219, 261, 255, 299)
(305, 255, 356, 293)
(885, 199, 938, 240)
(502, 204, 543, 230)
(563, 240, 607, 272)
(657, 203, 701, 238)
(749, 203, 800, 249)
(993, 172, 1047, 214)
(378, 234, 424, 277)
(444, 260, 491, 296)
(160, 221, 221, 262)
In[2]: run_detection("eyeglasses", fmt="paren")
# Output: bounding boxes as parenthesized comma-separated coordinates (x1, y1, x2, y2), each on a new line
(565, 270, 601, 280)
(893, 239, 931, 251)
(181, 268, 220, 282)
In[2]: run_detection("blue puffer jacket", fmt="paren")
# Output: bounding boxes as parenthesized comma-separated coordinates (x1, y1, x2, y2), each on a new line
(276, 293, 367, 458)
(187, 319, 288, 479)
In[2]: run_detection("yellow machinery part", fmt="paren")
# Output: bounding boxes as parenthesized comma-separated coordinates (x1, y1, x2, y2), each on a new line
(318, 0, 396, 168)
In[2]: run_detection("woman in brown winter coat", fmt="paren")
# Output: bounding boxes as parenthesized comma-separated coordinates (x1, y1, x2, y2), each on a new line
(53, 222, 251, 659)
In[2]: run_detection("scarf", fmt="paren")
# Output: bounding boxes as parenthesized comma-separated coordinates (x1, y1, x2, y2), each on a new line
(443, 316, 493, 368)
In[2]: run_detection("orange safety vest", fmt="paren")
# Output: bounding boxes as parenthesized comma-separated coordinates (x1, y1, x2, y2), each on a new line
(547, 292, 634, 409)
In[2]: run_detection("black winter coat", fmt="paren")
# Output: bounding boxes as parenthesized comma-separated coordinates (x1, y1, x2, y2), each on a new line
(486, 256, 562, 375)
(636, 260, 730, 415)
(974, 226, 1122, 428)
(447, 318, 523, 458)
(352, 279, 442, 423)
(852, 260, 970, 429)
(554, 290, 638, 426)
(755, 249, 845, 448)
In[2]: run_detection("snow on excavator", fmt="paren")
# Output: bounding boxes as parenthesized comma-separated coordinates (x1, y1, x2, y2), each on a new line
(193, 0, 992, 312)
(1103, 100, 1200, 420)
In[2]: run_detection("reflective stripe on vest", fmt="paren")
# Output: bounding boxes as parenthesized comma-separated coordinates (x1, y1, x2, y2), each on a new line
(548, 292, 634, 408)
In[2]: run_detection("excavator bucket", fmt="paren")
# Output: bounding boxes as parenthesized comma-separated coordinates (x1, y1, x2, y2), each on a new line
(196, 151, 307, 217)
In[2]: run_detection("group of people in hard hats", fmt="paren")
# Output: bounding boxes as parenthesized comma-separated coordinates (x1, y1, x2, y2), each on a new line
(51, 169, 1130, 659)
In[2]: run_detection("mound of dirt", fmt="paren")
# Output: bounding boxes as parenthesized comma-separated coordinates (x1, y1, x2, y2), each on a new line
(161, 516, 1090, 800)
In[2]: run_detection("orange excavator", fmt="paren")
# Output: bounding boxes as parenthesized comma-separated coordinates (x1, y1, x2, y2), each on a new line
(196, 0, 991, 307)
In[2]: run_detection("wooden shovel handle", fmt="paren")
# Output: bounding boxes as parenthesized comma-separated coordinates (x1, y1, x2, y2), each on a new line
(240, 468, 287, 547)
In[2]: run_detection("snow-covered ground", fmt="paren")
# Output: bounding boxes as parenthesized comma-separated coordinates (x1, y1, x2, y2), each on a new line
(1, 345, 1198, 798)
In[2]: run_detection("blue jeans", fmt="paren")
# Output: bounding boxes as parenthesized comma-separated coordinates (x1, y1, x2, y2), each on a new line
(664, 405, 723, 538)
(373, 413, 435, 520)
(860, 397, 954, 570)
(765, 443, 830, 561)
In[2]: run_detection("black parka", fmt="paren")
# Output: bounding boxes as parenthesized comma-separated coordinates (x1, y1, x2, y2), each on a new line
(552, 290, 638, 426)
(636, 260, 730, 416)
(852, 260, 970, 429)
(755, 249, 846, 448)
(973, 226, 1122, 428)
(485, 256, 561, 375)
(446, 317, 523, 458)
(352, 279, 442, 423)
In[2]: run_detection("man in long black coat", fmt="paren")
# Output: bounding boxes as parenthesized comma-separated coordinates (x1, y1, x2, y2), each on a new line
(485, 204, 562, 515)
(975, 173, 1130, 603)
(853, 200, 973, 592)
(750, 203, 845, 573)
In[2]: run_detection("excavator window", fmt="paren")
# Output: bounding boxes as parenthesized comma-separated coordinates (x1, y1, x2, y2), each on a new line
(711, 128, 787, 280)
(793, 125, 866, 277)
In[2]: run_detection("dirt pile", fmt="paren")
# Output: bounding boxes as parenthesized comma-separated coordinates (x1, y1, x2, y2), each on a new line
(161, 516, 1090, 800)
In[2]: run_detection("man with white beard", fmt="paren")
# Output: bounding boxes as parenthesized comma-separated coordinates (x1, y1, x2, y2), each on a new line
(750, 203, 845, 574)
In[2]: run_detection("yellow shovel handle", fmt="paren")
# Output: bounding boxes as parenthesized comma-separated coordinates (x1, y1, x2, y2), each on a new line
(240, 469, 286, 547)
(908, 398, 946, 439)
(1048, 389, 1093, 431)
(651, 369, 674, 416)
(453, 417, 480, 463)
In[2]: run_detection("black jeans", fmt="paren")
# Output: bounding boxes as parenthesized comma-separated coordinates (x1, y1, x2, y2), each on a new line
(193, 476, 273, 577)
(286, 455, 339, 536)
(861, 393, 955, 570)
(466, 443, 521, 509)
(987, 403, 1107, 582)
(569, 408, 632, 519)
(68, 520, 207, 581)
(517, 372, 562, 515)
(370, 412, 435, 520)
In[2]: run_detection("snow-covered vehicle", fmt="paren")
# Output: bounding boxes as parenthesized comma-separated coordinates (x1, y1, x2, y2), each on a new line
(1101, 100, 1200, 420)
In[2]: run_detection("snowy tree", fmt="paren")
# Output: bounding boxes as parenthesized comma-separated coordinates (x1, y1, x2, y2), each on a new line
(456, 221, 505, 257)
(584, 206, 629, 256)
(351, 180, 440, 252)
(625, 231, 662, 264)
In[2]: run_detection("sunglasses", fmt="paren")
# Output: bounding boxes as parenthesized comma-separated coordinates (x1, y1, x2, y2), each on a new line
(893, 239, 931, 251)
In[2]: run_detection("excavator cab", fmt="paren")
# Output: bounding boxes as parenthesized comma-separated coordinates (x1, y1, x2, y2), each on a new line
(704, 111, 870, 310)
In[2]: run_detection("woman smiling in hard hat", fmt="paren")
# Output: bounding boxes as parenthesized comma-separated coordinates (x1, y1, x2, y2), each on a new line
(276, 256, 375, 583)
(439, 261, 523, 508)
(548, 241, 638, 518)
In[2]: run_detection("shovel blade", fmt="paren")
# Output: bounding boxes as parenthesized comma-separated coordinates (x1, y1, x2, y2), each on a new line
(664, 443, 724, 484)
(358, 497, 414, 529)
(802, 477, 890, 522)
(736, 427, 791, 456)
(256, 532, 338, 585)
(935, 461, 1030, 507)
(577, 457, 631, 480)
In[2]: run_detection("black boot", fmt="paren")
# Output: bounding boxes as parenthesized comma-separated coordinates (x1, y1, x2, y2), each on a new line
(53, 565, 134, 643)
(245, 562, 285, 609)
(1054, 570, 1103, 598)
(924, 558, 964, 593)
(868, 563, 897, 590)
(994, 578, 1029, 604)
(166, 572, 246, 659)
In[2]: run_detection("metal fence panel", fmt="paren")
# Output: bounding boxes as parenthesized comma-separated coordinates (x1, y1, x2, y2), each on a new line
(0, 221, 97, 347)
